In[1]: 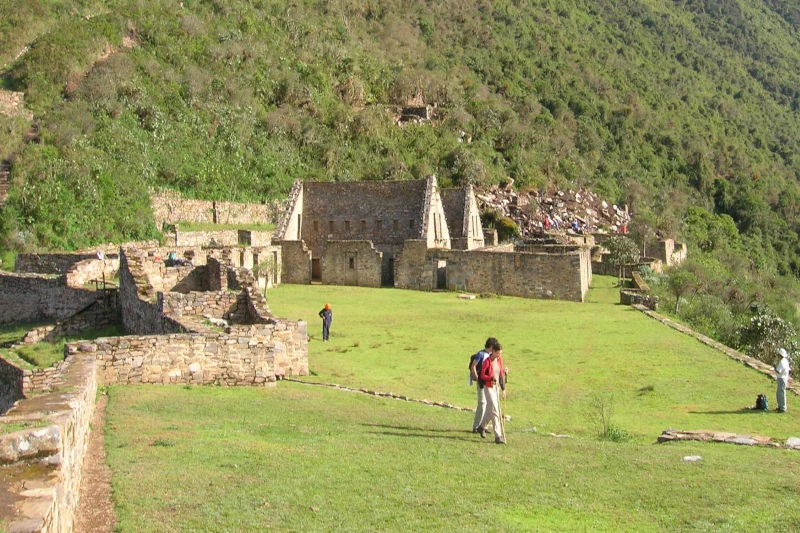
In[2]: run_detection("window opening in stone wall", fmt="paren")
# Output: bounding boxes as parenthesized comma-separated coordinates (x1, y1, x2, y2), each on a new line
(349, 257, 355, 269)
(361, 220, 367, 231)
(329, 220, 334, 232)
(377, 219, 382, 230)
(313, 220, 318, 231)
(410, 219, 415, 229)
(297, 214, 302, 239)
(253, 253, 259, 266)
(393, 220, 398, 231)
(345, 220, 351, 231)
(240, 251, 245, 266)
(434, 214, 440, 240)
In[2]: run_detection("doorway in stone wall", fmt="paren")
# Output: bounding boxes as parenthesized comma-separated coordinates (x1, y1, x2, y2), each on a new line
(311, 258, 321, 282)
(345, 253, 358, 286)
(381, 256, 394, 287)
(436, 260, 447, 289)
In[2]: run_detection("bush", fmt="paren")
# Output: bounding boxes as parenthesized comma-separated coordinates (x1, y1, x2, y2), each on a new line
(737, 310, 799, 366)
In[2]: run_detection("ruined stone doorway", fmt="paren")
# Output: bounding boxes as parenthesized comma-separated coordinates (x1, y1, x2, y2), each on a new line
(436, 260, 447, 290)
(382, 257, 394, 287)
(311, 258, 321, 281)
(345, 253, 358, 286)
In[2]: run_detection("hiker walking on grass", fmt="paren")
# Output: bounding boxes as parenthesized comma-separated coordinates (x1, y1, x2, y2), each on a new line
(319, 303, 332, 342)
(476, 344, 507, 444)
(775, 348, 791, 413)
(470, 338, 498, 433)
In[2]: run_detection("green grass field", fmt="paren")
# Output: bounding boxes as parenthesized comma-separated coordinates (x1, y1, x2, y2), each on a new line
(104, 277, 800, 531)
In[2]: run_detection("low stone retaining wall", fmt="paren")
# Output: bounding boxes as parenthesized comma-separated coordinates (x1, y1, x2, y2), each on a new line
(633, 304, 800, 395)
(22, 304, 121, 345)
(69, 318, 308, 386)
(0, 355, 97, 533)
(620, 289, 658, 310)
(175, 230, 239, 247)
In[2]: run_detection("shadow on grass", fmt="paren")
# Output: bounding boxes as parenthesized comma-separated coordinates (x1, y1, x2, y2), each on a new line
(688, 409, 771, 415)
(363, 424, 477, 442)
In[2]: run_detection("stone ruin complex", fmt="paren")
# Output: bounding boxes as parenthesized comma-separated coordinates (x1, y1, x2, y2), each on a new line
(0, 242, 307, 533)
(272, 176, 596, 301)
(0, 180, 686, 532)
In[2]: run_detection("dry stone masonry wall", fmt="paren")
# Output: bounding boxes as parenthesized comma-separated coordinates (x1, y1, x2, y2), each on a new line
(0, 272, 98, 324)
(151, 190, 278, 229)
(0, 355, 97, 533)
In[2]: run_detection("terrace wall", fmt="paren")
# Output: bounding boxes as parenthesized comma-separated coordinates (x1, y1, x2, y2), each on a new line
(175, 229, 239, 247)
(0, 272, 98, 324)
(151, 190, 277, 229)
(0, 355, 97, 533)
(68, 318, 308, 386)
(15, 253, 98, 274)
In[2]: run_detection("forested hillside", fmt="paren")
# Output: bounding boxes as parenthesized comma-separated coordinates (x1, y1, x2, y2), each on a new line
(1, 0, 800, 279)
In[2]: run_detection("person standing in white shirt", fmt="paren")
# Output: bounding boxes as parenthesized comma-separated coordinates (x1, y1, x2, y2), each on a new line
(774, 348, 791, 413)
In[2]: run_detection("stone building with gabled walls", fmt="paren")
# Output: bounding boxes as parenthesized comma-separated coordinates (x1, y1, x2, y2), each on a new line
(273, 176, 456, 287)
(273, 177, 592, 302)
(440, 185, 485, 250)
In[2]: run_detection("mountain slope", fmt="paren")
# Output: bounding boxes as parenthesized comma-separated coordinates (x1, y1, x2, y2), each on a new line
(0, 0, 798, 274)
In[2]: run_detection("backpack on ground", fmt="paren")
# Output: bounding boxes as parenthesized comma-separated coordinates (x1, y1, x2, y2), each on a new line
(755, 394, 769, 411)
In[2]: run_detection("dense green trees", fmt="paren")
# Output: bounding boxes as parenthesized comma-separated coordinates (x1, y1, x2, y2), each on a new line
(1, 0, 799, 289)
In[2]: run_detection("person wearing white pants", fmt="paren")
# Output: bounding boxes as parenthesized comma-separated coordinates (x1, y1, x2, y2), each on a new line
(470, 338, 497, 432)
(775, 348, 791, 413)
(477, 346, 506, 444)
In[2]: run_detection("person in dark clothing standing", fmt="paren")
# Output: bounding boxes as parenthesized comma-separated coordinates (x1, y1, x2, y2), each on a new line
(319, 303, 332, 341)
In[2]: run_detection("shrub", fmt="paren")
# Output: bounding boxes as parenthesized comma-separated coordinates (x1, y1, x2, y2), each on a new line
(737, 310, 799, 366)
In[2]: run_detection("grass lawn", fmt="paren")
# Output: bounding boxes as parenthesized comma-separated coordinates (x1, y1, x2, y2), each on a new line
(103, 278, 800, 531)
(0, 324, 125, 369)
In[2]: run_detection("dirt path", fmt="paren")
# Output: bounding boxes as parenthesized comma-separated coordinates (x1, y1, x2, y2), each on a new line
(74, 392, 117, 533)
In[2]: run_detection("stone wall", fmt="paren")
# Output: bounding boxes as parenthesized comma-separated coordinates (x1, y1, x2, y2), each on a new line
(22, 303, 121, 345)
(299, 179, 429, 256)
(118, 250, 188, 335)
(0, 355, 97, 533)
(243, 230, 274, 247)
(655, 238, 688, 267)
(395, 242, 590, 302)
(0, 272, 98, 324)
(175, 229, 239, 247)
(151, 190, 277, 229)
(65, 257, 120, 288)
(281, 241, 312, 284)
(161, 291, 243, 321)
(68, 319, 308, 386)
(15, 253, 98, 274)
(0, 357, 23, 413)
(321, 240, 383, 288)
(591, 257, 663, 278)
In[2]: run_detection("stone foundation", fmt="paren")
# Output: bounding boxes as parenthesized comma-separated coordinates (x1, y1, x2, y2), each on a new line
(0, 355, 97, 533)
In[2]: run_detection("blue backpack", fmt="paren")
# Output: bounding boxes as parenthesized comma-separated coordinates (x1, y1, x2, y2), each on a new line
(469, 351, 486, 386)
(755, 394, 769, 411)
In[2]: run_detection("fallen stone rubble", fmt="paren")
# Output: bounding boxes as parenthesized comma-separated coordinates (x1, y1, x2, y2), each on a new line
(658, 429, 800, 450)
(475, 182, 630, 237)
